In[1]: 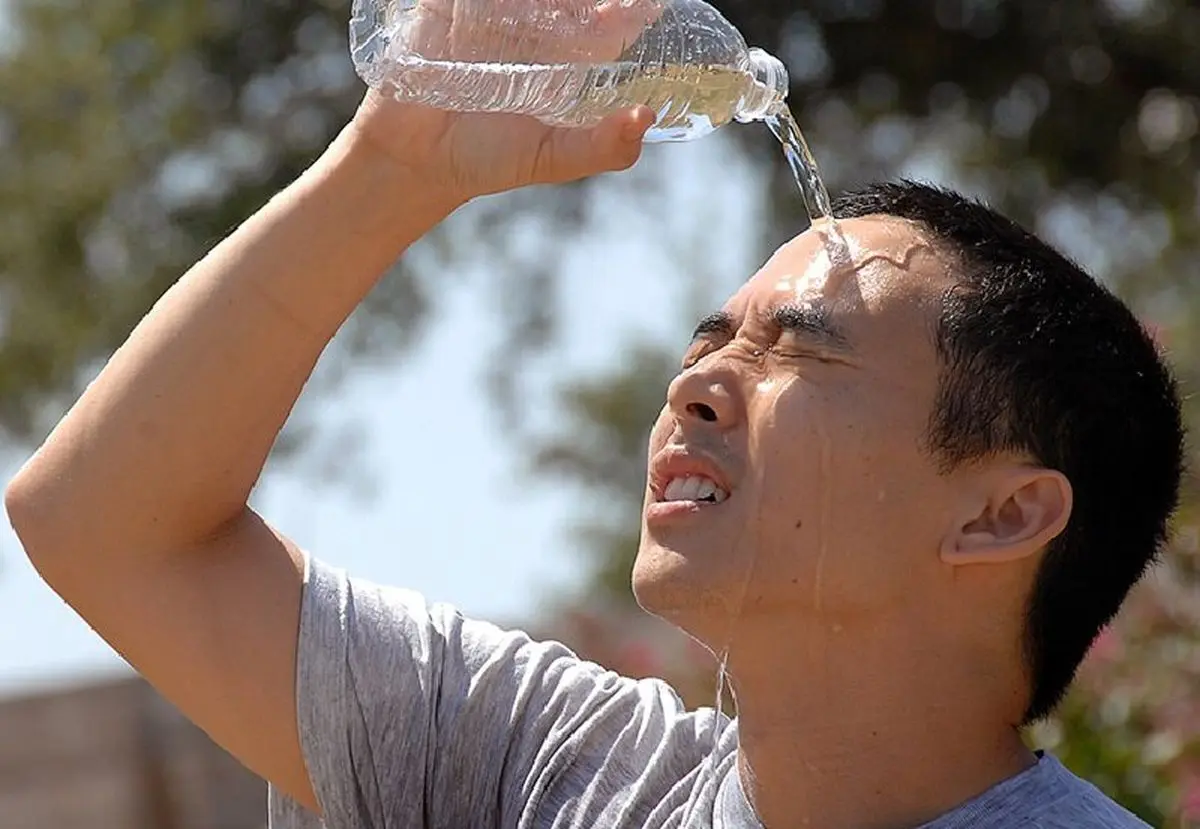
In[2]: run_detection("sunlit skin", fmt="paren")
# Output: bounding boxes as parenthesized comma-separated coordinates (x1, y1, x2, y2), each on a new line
(633, 215, 1073, 829)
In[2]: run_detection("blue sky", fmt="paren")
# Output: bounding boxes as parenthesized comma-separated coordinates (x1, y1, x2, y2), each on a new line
(0, 131, 769, 698)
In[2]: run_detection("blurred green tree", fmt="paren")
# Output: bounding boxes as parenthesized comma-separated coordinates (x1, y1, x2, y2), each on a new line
(4, 1, 1198, 442)
(0, 0, 595, 442)
(3, 0, 1198, 823)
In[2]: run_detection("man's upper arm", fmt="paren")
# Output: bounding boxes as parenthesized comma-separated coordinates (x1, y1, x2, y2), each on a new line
(30, 507, 319, 811)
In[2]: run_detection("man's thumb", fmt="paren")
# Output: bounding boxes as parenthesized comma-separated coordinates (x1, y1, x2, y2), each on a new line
(602, 106, 655, 170)
(540, 107, 654, 182)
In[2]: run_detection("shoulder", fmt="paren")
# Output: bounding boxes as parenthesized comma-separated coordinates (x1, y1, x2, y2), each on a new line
(1025, 754, 1153, 828)
(932, 753, 1154, 829)
(273, 556, 726, 829)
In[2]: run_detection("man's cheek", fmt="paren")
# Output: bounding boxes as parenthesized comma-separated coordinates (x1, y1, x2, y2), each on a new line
(648, 406, 673, 448)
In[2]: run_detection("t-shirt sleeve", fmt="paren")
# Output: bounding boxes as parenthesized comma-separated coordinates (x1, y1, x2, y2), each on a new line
(267, 554, 641, 829)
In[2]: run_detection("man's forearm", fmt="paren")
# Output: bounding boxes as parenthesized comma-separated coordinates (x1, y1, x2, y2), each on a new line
(7, 126, 459, 562)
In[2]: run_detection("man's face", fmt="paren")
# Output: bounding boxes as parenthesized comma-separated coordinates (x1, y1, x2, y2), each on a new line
(634, 215, 968, 644)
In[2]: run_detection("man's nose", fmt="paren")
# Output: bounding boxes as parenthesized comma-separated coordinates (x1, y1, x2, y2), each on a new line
(666, 363, 740, 429)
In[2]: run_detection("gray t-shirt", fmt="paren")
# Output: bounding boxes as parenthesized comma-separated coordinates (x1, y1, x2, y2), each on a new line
(268, 557, 1150, 828)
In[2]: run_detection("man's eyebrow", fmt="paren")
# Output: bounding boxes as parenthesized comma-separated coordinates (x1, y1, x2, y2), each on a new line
(691, 311, 736, 338)
(771, 302, 855, 352)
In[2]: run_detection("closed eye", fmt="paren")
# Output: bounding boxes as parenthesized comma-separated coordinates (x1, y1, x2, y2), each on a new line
(770, 345, 840, 364)
(771, 330, 843, 363)
(681, 337, 724, 369)
(771, 303, 856, 358)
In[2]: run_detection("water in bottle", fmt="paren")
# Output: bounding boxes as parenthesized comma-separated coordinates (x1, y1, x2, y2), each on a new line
(351, 0, 791, 142)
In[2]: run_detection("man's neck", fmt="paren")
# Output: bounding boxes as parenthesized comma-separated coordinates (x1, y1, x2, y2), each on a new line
(725, 625, 1036, 829)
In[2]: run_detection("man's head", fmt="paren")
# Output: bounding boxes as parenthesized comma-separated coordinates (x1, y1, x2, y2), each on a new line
(633, 181, 1183, 723)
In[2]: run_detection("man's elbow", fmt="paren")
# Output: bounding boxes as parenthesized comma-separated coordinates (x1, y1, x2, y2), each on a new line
(5, 461, 77, 579)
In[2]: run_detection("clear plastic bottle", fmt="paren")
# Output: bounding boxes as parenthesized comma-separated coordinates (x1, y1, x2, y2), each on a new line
(349, 0, 789, 142)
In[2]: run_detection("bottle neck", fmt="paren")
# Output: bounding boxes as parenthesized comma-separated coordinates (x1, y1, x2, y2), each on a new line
(735, 48, 789, 123)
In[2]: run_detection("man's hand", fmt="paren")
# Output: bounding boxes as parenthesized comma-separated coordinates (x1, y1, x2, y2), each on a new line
(348, 0, 660, 201)
(349, 92, 654, 202)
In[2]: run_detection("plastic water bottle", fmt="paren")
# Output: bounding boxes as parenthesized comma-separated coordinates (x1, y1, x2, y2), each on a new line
(349, 0, 789, 142)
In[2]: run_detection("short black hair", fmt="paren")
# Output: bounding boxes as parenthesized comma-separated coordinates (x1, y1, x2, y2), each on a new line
(832, 181, 1185, 723)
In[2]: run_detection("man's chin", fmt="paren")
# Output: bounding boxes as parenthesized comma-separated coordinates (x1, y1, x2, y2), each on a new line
(631, 540, 733, 641)
(632, 540, 690, 611)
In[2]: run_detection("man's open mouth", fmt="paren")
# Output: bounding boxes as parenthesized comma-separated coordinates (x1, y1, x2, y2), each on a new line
(659, 475, 729, 504)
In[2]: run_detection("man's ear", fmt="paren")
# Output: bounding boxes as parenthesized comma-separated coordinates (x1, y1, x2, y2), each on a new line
(940, 467, 1072, 565)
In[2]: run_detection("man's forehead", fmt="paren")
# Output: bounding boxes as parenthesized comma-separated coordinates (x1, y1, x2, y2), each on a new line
(725, 216, 946, 320)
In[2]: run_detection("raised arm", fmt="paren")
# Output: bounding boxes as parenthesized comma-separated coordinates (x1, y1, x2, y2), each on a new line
(5, 92, 650, 812)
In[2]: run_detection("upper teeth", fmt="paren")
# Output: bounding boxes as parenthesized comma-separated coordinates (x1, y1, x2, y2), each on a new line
(663, 476, 728, 503)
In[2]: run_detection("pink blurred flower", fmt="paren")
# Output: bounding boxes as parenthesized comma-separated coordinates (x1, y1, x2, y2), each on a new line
(617, 641, 662, 677)
(1087, 626, 1124, 665)
(1142, 319, 1169, 348)
(1180, 775, 1200, 821)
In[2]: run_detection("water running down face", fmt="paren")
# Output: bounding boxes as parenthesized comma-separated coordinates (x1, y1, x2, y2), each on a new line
(633, 215, 1071, 667)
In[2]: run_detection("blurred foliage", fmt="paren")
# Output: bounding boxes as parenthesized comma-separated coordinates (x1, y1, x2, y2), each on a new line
(3, 0, 1199, 823)
(0, 0, 594, 441)
(1026, 520, 1200, 825)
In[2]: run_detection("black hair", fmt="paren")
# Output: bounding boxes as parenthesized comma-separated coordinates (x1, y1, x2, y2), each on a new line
(832, 180, 1185, 723)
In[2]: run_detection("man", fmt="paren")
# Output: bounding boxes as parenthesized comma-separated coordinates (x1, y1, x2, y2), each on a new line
(5, 68, 1183, 829)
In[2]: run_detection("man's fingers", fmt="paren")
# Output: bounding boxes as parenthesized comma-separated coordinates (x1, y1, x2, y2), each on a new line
(534, 106, 654, 182)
